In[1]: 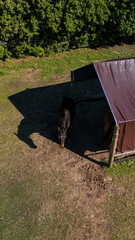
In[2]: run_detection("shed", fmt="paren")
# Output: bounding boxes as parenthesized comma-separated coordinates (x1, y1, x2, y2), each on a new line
(71, 58, 135, 167)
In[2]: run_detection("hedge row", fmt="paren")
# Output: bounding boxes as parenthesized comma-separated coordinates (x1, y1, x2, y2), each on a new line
(0, 0, 135, 58)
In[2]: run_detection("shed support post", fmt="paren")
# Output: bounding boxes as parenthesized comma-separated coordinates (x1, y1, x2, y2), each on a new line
(108, 124, 119, 168)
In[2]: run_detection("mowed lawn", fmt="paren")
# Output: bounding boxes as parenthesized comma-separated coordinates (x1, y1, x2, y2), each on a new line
(0, 44, 135, 240)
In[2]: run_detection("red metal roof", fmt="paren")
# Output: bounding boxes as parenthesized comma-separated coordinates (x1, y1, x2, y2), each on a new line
(94, 58, 135, 124)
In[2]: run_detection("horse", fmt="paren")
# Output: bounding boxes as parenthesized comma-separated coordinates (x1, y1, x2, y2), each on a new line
(58, 96, 75, 148)
(103, 108, 115, 148)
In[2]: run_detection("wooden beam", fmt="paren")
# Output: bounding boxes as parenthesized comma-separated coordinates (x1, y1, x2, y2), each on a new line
(108, 124, 119, 168)
(114, 150, 135, 157)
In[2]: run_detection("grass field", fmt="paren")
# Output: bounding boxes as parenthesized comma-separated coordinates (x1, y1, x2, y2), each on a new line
(0, 44, 135, 240)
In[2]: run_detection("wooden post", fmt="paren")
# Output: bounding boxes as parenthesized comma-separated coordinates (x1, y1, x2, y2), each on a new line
(108, 124, 119, 168)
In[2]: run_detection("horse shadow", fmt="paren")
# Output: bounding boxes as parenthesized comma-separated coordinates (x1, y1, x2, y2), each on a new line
(8, 82, 108, 166)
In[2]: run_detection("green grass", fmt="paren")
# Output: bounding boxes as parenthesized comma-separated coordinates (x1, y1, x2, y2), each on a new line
(104, 159, 135, 240)
(0, 44, 135, 82)
(106, 159, 135, 178)
(0, 44, 135, 240)
(109, 188, 135, 240)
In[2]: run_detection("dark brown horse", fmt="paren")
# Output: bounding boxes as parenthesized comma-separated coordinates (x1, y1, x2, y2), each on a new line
(58, 96, 75, 147)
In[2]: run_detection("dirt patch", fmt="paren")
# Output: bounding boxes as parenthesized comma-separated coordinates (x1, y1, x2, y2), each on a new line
(23, 68, 42, 79)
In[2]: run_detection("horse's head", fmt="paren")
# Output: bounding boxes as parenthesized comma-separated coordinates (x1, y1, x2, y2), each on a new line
(58, 127, 67, 147)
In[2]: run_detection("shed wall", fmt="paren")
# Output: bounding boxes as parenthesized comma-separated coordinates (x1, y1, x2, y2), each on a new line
(117, 121, 135, 152)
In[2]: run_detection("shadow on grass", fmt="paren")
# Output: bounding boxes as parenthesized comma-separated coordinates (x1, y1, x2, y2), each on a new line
(8, 81, 108, 166)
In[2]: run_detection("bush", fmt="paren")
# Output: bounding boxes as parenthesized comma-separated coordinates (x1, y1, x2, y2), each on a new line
(29, 46, 45, 57)
(0, 0, 134, 59)
(0, 45, 11, 59)
(0, 46, 4, 59)
(103, 0, 135, 41)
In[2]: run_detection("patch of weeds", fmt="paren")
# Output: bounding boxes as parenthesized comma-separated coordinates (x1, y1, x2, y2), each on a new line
(106, 159, 135, 179)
